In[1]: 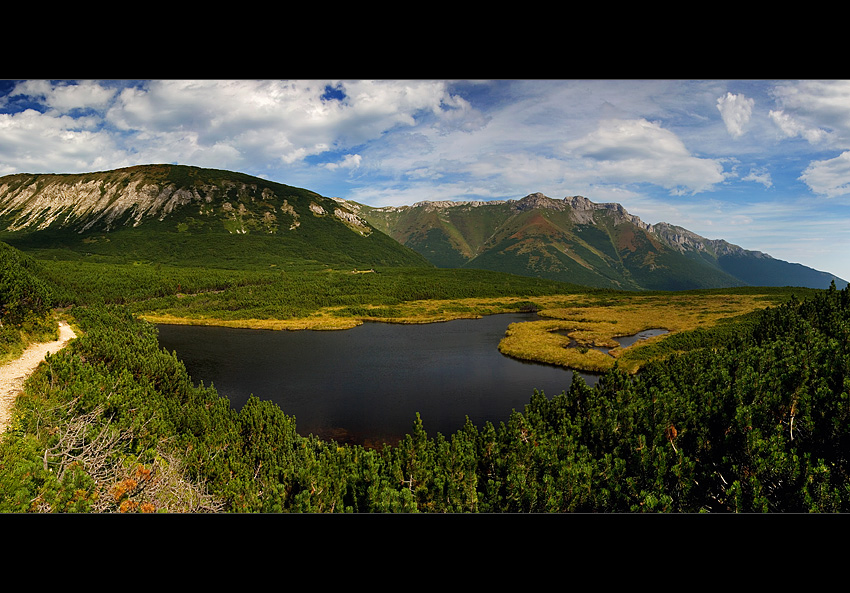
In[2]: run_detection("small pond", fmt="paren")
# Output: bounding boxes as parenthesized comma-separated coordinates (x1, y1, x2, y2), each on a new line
(553, 327, 669, 355)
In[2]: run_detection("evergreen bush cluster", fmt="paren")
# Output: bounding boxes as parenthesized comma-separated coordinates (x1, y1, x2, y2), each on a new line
(0, 242, 59, 361)
(2, 282, 848, 512)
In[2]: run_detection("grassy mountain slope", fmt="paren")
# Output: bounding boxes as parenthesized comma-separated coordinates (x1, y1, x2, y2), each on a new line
(0, 165, 431, 271)
(343, 193, 847, 291)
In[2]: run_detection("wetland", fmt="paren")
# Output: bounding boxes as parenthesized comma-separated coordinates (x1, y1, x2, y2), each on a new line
(156, 313, 598, 447)
(153, 289, 782, 446)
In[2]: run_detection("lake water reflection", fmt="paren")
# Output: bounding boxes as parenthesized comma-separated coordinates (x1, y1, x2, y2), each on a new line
(156, 314, 598, 447)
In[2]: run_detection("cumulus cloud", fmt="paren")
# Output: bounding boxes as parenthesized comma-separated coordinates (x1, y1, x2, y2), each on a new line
(768, 82, 850, 198)
(322, 153, 362, 171)
(0, 108, 124, 175)
(799, 151, 850, 198)
(716, 92, 754, 138)
(12, 80, 116, 114)
(562, 118, 727, 195)
(100, 80, 485, 168)
(431, 92, 492, 134)
(769, 80, 850, 145)
(0, 79, 490, 178)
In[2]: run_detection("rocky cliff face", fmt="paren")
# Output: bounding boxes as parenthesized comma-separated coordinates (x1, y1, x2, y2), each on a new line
(0, 165, 373, 237)
(648, 221, 768, 259)
(0, 168, 277, 233)
(412, 199, 506, 211)
(0, 173, 199, 231)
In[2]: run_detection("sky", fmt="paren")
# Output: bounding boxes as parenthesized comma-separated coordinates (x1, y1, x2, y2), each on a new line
(1, 78, 849, 282)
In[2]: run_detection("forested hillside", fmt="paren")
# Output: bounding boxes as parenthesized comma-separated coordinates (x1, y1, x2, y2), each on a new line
(2, 253, 847, 511)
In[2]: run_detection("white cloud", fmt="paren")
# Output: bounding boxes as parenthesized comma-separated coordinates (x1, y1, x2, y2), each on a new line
(769, 80, 850, 145)
(431, 92, 491, 134)
(799, 151, 850, 198)
(0, 108, 124, 175)
(99, 79, 474, 171)
(11, 80, 53, 99)
(716, 92, 754, 138)
(742, 167, 773, 188)
(323, 153, 362, 171)
(0, 79, 485, 188)
(466, 151, 569, 188)
(769, 109, 829, 143)
(562, 118, 727, 195)
(12, 80, 116, 114)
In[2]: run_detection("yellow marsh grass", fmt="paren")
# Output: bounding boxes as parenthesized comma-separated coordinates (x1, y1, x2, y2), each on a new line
(140, 313, 363, 331)
(140, 297, 530, 331)
(142, 292, 774, 373)
(498, 293, 772, 373)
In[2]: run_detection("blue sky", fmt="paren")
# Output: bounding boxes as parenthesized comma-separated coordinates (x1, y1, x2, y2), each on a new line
(1, 79, 849, 281)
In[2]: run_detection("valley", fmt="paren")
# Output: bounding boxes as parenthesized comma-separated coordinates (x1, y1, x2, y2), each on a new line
(28, 256, 808, 375)
(1, 163, 829, 374)
(1, 164, 848, 513)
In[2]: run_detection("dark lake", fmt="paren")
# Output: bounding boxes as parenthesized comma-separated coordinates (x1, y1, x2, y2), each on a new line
(156, 313, 598, 447)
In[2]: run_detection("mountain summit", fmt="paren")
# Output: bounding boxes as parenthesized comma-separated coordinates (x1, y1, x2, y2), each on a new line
(338, 193, 847, 291)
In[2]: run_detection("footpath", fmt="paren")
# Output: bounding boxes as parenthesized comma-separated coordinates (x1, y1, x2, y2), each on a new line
(0, 322, 77, 432)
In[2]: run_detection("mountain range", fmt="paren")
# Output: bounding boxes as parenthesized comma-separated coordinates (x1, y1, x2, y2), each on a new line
(335, 192, 848, 291)
(0, 164, 844, 290)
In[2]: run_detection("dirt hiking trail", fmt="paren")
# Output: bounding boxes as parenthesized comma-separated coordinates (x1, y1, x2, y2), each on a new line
(0, 322, 77, 432)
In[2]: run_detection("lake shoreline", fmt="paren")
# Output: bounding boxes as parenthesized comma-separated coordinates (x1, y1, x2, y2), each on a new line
(143, 289, 773, 377)
(155, 313, 586, 446)
(143, 311, 674, 376)
(139, 307, 531, 332)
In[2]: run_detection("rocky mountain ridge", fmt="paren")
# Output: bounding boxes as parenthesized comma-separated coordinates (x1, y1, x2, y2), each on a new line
(338, 192, 845, 290)
(354, 192, 768, 259)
